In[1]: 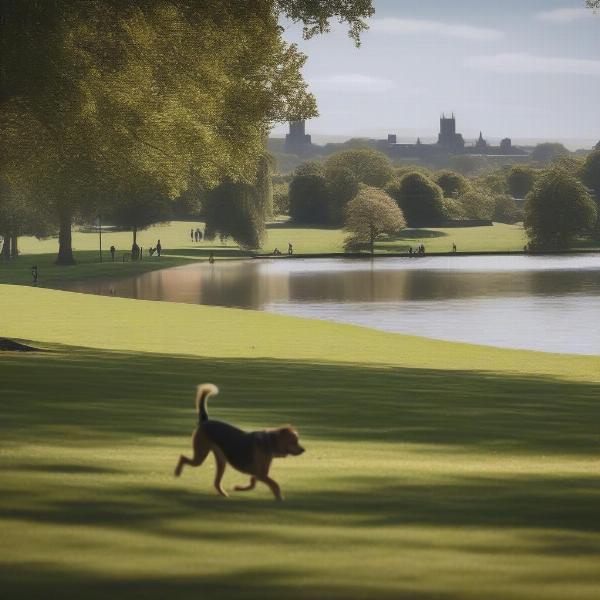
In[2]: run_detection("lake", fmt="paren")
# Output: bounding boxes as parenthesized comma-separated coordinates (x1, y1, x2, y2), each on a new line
(61, 254, 600, 355)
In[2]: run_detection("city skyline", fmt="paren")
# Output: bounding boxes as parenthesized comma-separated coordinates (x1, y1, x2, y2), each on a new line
(272, 0, 600, 149)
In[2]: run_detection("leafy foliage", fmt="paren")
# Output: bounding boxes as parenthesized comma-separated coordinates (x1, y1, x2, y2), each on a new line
(344, 186, 405, 253)
(326, 167, 360, 225)
(1, 1, 372, 262)
(325, 149, 393, 189)
(493, 194, 522, 224)
(530, 143, 569, 164)
(386, 172, 446, 227)
(434, 170, 471, 198)
(507, 166, 537, 199)
(288, 161, 330, 224)
(458, 189, 495, 220)
(203, 155, 274, 249)
(524, 167, 597, 249)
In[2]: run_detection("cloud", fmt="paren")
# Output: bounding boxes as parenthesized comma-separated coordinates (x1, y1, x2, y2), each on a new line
(370, 18, 504, 41)
(536, 8, 591, 23)
(465, 53, 600, 76)
(308, 74, 398, 93)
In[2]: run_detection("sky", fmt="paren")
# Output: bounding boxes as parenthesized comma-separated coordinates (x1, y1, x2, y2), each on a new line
(271, 0, 600, 149)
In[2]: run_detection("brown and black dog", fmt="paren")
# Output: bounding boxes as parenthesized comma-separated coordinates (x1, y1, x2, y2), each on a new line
(174, 384, 305, 500)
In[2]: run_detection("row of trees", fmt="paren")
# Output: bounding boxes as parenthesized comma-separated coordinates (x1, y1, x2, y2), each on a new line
(287, 149, 524, 229)
(285, 144, 600, 251)
(0, 0, 374, 261)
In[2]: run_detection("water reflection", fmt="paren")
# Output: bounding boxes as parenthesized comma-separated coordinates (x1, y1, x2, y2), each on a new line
(60, 255, 600, 355)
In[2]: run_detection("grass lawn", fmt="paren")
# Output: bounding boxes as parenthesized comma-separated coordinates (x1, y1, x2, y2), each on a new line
(10, 220, 527, 259)
(2, 285, 600, 599)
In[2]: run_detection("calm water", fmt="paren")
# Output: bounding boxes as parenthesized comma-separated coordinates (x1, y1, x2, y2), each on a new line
(61, 255, 600, 355)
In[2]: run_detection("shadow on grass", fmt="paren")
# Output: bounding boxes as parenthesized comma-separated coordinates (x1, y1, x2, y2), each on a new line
(1, 348, 599, 453)
(0, 564, 455, 600)
(2, 347, 600, 599)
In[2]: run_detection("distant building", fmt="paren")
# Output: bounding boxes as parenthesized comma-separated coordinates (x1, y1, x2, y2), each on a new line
(474, 131, 488, 152)
(595, 140, 600, 151)
(500, 138, 513, 153)
(438, 113, 465, 150)
(379, 114, 526, 158)
(285, 120, 312, 154)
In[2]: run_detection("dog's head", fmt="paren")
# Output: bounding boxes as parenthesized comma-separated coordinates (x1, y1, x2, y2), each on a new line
(272, 426, 305, 457)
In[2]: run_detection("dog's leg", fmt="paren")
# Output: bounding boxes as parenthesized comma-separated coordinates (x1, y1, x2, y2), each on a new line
(174, 432, 210, 477)
(258, 475, 283, 501)
(213, 447, 229, 497)
(234, 477, 256, 492)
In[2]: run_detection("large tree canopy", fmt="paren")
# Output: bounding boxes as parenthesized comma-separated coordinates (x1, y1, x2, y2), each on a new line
(0, 0, 373, 262)
(524, 166, 597, 250)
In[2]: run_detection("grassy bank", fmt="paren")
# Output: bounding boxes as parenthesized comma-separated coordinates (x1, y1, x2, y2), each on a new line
(1, 286, 600, 599)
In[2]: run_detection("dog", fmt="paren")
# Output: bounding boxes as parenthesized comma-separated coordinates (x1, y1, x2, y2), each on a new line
(174, 384, 305, 500)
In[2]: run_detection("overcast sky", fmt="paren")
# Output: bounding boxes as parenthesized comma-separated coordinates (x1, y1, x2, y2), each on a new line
(272, 0, 600, 148)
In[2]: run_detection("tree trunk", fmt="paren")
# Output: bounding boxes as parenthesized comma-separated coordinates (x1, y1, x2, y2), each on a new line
(56, 209, 75, 265)
(131, 227, 140, 260)
(10, 235, 18, 258)
(1, 234, 10, 260)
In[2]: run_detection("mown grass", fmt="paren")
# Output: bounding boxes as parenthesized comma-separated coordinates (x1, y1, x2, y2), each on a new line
(1, 286, 600, 599)
(10, 220, 529, 259)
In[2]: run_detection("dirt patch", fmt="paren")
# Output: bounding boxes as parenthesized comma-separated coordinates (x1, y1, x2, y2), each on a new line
(0, 338, 42, 352)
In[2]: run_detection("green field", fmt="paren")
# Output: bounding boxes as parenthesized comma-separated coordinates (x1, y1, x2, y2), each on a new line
(12, 219, 527, 258)
(2, 285, 600, 599)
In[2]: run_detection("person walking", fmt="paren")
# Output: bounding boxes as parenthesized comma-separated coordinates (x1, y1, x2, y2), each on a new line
(110, 245, 116, 261)
(156, 239, 162, 257)
(288, 242, 293, 255)
(208, 251, 215, 264)
(190, 228, 194, 242)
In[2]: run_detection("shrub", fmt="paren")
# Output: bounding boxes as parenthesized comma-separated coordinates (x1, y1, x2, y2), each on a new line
(386, 172, 446, 227)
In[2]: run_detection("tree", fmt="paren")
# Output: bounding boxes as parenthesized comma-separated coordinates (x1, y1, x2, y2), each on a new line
(273, 183, 290, 216)
(325, 149, 393, 188)
(530, 143, 569, 164)
(458, 188, 495, 220)
(0, 177, 53, 260)
(493, 194, 522, 224)
(288, 161, 330, 224)
(580, 149, 600, 199)
(524, 167, 597, 249)
(326, 167, 359, 225)
(108, 181, 173, 258)
(580, 149, 600, 237)
(1, 1, 373, 264)
(203, 154, 274, 248)
(448, 154, 483, 175)
(441, 197, 466, 221)
(386, 172, 446, 227)
(344, 186, 406, 254)
(434, 170, 471, 198)
(507, 166, 537, 198)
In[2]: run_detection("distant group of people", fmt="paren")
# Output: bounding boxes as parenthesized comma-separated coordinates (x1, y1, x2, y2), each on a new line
(190, 228, 203, 243)
(272, 243, 293, 256)
(408, 244, 426, 256)
(149, 240, 162, 257)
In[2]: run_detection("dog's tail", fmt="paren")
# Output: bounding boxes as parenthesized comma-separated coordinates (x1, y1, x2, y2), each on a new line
(195, 383, 219, 423)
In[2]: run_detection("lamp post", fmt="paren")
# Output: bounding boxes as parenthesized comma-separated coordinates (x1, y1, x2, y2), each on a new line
(98, 214, 102, 262)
